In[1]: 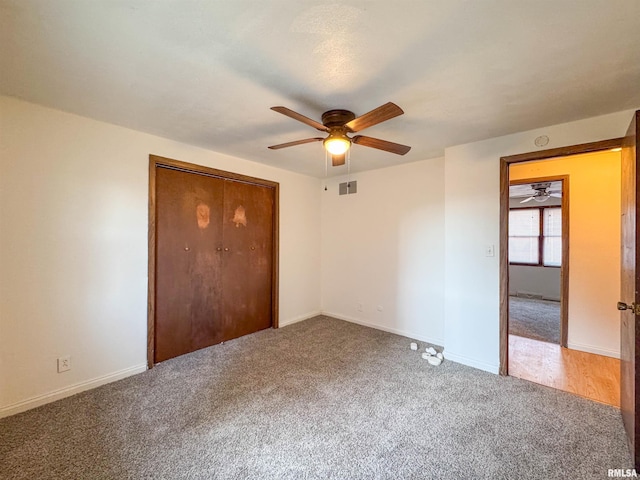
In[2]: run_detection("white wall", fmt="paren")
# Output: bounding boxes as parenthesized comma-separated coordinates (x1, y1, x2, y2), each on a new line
(510, 151, 621, 357)
(320, 158, 445, 346)
(0, 96, 322, 417)
(509, 266, 561, 301)
(444, 109, 636, 373)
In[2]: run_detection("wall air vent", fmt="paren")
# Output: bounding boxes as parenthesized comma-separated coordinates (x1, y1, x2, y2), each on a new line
(339, 181, 357, 195)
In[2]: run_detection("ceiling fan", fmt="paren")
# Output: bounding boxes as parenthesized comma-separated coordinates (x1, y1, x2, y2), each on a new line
(518, 182, 562, 203)
(268, 102, 411, 166)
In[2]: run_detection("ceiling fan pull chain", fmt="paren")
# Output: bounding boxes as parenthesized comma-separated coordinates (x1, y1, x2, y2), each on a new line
(347, 149, 351, 188)
(325, 149, 328, 178)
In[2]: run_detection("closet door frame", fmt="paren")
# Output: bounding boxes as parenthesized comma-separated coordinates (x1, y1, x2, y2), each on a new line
(147, 154, 280, 369)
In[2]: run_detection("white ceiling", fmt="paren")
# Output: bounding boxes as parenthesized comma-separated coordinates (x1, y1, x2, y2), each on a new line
(2, 1, 639, 177)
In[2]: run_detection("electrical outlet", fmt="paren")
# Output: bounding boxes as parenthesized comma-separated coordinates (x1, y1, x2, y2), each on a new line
(57, 355, 71, 373)
(357, 303, 363, 312)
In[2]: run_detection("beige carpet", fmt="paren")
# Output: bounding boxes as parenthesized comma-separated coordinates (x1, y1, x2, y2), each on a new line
(0, 316, 630, 479)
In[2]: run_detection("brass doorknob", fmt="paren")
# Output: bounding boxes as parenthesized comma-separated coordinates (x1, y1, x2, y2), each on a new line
(618, 302, 640, 314)
(216, 247, 222, 251)
(224, 247, 230, 252)
(251, 246, 256, 250)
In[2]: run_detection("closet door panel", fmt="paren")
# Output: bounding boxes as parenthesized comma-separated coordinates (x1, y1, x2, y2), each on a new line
(155, 167, 225, 362)
(222, 180, 274, 341)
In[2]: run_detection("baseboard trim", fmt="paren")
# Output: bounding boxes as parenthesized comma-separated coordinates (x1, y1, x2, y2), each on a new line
(567, 342, 620, 359)
(321, 311, 444, 347)
(279, 310, 322, 328)
(511, 292, 560, 302)
(443, 351, 500, 375)
(0, 363, 148, 419)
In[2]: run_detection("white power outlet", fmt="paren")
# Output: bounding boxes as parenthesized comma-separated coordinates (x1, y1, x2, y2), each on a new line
(57, 355, 71, 373)
(357, 303, 364, 312)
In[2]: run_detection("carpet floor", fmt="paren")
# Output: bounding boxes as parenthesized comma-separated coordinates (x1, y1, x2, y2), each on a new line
(0, 316, 630, 479)
(509, 296, 561, 344)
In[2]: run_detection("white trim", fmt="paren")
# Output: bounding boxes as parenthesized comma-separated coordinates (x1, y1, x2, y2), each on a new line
(442, 351, 500, 375)
(567, 342, 620, 359)
(321, 311, 444, 347)
(0, 363, 147, 419)
(278, 311, 322, 328)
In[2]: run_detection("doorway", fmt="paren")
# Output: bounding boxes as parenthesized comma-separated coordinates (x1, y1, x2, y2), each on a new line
(499, 139, 623, 406)
(508, 176, 567, 347)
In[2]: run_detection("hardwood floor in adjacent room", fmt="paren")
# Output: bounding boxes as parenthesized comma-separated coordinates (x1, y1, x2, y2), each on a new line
(509, 334, 620, 407)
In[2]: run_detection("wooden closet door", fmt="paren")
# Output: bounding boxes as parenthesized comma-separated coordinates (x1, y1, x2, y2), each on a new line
(221, 180, 274, 341)
(155, 167, 225, 363)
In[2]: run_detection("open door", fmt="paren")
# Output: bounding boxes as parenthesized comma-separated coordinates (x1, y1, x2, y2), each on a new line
(620, 110, 640, 468)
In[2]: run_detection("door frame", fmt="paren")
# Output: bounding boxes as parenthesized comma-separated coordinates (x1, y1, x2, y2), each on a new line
(508, 175, 570, 348)
(147, 154, 280, 369)
(499, 138, 623, 375)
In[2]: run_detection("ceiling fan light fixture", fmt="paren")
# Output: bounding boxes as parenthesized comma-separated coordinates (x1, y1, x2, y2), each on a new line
(269, 103, 411, 160)
(323, 133, 351, 155)
(534, 194, 549, 202)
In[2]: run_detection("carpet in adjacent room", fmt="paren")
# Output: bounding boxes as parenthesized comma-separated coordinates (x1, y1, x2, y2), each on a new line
(509, 295, 561, 344)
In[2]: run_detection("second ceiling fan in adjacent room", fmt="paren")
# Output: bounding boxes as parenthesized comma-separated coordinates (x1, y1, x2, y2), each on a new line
(517, 182, 562, 203)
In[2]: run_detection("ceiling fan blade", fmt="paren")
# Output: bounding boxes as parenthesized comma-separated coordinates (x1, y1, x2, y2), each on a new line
(344, 102, 404, 132)
(268, 137, 324, 150)
(550, 193, 562, 198)
(331, 153, 346, 166)
(271, 106, 328, 132)
(520, 196, 535, 203)
(352, 135, 411, 155)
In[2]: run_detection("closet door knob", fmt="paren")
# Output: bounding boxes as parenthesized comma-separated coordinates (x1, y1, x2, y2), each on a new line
(224, 247, 230, 252)
(216, 247, 222, 251)
(250, 246, 256, 251)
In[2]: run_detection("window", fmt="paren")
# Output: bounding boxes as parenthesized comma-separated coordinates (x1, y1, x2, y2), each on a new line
(543, 208, 562, 266)
(508, 207, 561, 267)
(509, 208, 540, 264)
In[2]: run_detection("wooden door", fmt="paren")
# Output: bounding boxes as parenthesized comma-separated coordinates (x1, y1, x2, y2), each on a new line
(151, 157, 278, 365)
(221, 180, 274, 341)
(155, 167, 225, 363)
(620, 110, 640, 467)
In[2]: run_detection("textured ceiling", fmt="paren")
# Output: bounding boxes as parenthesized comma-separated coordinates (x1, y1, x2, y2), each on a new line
(1, 1, 640, 177)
